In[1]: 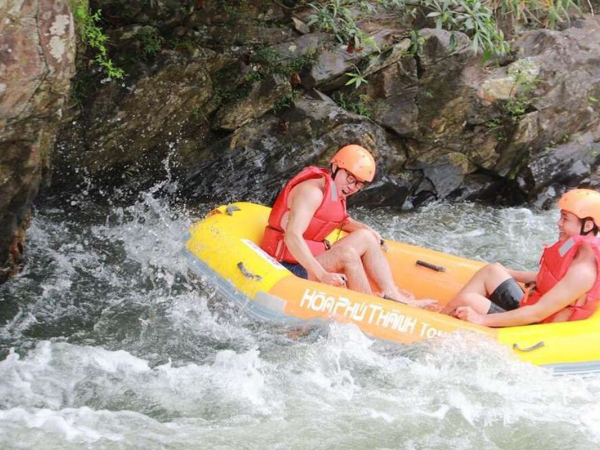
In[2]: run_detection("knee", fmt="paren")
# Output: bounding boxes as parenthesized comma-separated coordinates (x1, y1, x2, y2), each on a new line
(336, 245, 361, 266)
(452, 293, 479, 309)
(481, 262, 505, 276)
(353, 229, 378, 247)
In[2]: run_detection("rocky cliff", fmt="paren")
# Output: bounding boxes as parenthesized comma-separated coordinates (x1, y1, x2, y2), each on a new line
(0, 0, 76, 282)
(51, 1, 600, 209)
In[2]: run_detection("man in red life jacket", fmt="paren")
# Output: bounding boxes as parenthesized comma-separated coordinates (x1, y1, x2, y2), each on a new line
(441, 188, 600, 326)
(261, 144, 435, 308)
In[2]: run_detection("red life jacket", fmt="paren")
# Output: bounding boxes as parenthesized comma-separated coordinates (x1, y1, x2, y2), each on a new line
(520, 235, 600, 323)
(260, 166, 348, 263)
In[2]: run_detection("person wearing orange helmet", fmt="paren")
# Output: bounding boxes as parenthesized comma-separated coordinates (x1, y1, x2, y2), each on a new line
(441, 188, 600, 326)
(261, 144, 434, 307)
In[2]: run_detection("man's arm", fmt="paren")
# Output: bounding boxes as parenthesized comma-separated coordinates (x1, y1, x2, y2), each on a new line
(457, 246, 597, 327)
(284, 182, 345, 286)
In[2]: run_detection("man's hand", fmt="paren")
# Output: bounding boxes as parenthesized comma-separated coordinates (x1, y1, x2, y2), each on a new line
(319, 272, 347, 288)
(453, 306, 486, 325)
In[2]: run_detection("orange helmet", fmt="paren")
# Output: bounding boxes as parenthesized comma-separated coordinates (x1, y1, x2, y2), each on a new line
(330, 145, 376, 182)
(557, 188, 600, 226)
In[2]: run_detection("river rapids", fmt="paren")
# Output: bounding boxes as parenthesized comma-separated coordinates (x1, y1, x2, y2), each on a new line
(1, 182, 600, 449)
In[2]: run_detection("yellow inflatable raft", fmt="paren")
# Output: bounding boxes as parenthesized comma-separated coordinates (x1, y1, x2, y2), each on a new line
(184, 202, 600, 374)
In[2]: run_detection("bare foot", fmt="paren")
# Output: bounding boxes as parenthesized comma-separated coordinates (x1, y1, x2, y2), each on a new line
(381, 295, 439, 311)
(381, 293, 410, 304)
(412, 299, 439, 311)
(381, 287, 416, 305)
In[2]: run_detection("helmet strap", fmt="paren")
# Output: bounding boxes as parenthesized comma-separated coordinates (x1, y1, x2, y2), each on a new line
(331, 164, 339, 180)
(580, 218, 599, 236)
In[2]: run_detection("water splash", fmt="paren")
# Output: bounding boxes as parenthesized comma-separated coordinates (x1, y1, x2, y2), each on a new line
(1, 187, 599, 449)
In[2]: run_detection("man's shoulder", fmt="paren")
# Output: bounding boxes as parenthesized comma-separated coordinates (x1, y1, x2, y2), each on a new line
(572, 241, 599, 272)
(289, 178, 326, 206)
(291, 177, 326, 193)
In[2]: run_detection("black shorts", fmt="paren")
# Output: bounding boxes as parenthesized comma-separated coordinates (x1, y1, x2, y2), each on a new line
(281, 261, 309, 279)
(487, 278, 524, 314)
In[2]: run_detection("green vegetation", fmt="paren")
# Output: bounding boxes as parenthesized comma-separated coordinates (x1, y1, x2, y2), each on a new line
(307, 0, 379, 50)
(248, 47, 318, 80)
(273, 90, 302, 112)
(487, 118, 501, 129)
(307, 0, 581, 59)
(217, 0, 250, 16)
(494, 0, 581, 29)
(141, 28, 164, 56)
(408, 30, 425, 56)
(424, 0, 509, 59)
(332, 92, 375, 119)
(69, 0, 124, 79)
(504, 60, 541, 117)
(345, 67, 368, 88)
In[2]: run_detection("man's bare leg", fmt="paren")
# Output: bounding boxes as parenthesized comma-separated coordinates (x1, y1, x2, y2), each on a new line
(325, 229, 405, 300)
(313, 244, 372, 293)
(441, 263, 513, 315)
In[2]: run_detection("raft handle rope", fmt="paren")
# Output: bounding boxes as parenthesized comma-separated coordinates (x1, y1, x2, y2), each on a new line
(512, 341, 545, 352)
(415, 260, 446, 272)
(380, 239, 389, 252)
(237, 262, 262, 281)
(226, 205, 241, 216)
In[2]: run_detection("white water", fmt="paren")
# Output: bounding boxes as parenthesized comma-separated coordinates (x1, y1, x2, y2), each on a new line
(1, 187, 599, 449)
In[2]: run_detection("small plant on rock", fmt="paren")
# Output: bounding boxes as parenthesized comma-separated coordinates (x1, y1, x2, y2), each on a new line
(332, 92, 375, 119)
(505, 59, 541, 118)
(69, 0, 124, 79)
(248, 47, 318, 80)
(345, 67, 368, 88)
(308, 0, 377, 52)
(487, 118, 502, 129)
(141, 29, 164, 55)
(424, 0, 510, 59)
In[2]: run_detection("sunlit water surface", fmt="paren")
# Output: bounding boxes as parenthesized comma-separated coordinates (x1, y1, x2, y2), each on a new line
(1, 186, 599, 450)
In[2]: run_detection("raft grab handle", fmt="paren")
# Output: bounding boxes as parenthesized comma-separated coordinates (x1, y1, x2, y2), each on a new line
(237, 262, 262, 281)
(380, 240, 389, 252)
(512, 341, 545, 352)
(416, 260, 446, 272)
(226, 205, 241, 215)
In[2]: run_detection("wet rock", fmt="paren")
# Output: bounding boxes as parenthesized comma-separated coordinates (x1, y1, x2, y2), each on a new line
(53, 54, 217, 193)
(363, 42, 420, 136)
(185, 96, 411, 206)
(270, 33, 322, 59)
(350, 176, 413, 208)
(303, 44, 362, 89)
(503, 17, 600, 198)
(303, 28, 398, 90)
(292, 17, 310, 35)
(447, 173, 500, 203)
(213, 74, 292, 130)
(521, 130, 600, 203)
(0, 0, 75, 283)
(495, 112, 540, 178)
(412, 152, 472, 201)
(47, 5, 600, 211)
